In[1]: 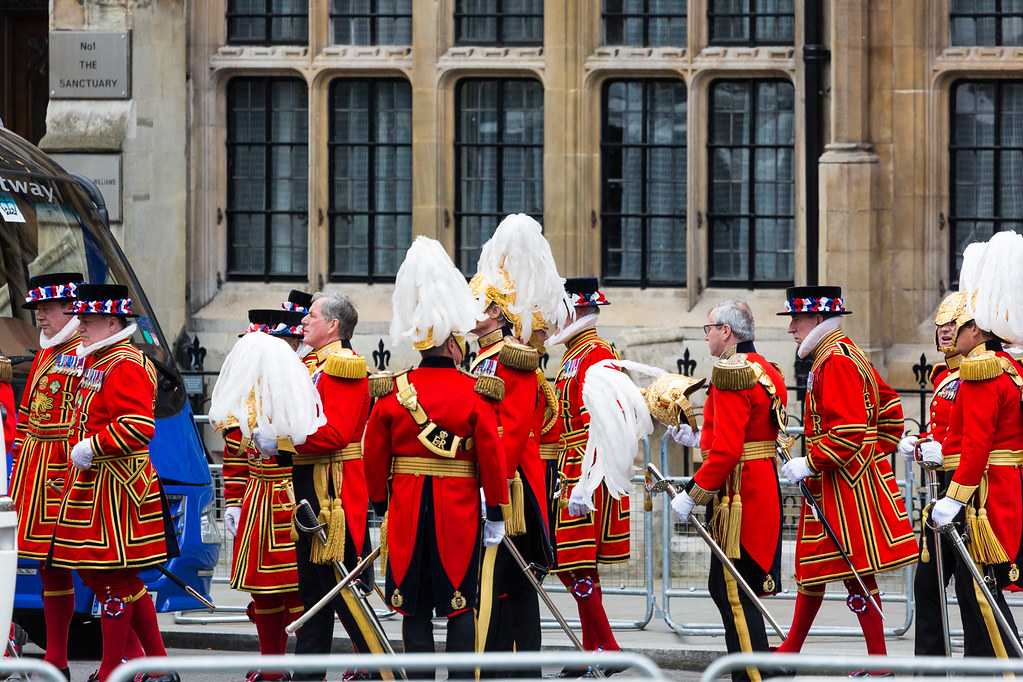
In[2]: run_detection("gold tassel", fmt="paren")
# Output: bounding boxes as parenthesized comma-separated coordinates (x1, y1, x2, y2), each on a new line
(712, 495, 730, 547)
(644, 490, 653, 513)
(920, 505, 931, 564)
(725, 493, 743, 559)
(379, 512, 389, 568)
(507, 474, 526, 536)
(975, 507, 1009, 565)
(967, 505, 982, 564)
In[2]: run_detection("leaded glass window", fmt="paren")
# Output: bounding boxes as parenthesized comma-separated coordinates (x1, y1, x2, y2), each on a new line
(455, 78, 544, 273)
(330, 0, 412, 45)
(708, 79, 795, 286)
(329, 79, 412, 281)
(708, 0, 794, 46)
(950, 80, 1023, 281)
(601, 79, 687, 286)
(455, 0, 543, 45)
(227, 78, 309, 279)
(603, 1, 687, 47)
(227, 0, 308, 45)
(951, 0, 1023, 46)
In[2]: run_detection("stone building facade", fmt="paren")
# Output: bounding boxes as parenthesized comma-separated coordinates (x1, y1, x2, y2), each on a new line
(21, 0, 1022, 398)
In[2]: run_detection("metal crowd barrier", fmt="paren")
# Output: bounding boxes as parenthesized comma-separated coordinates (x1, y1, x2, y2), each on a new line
(658, 428, 917, 639)
(0, 658, 67, 682)
(702, 652, 1023, 681)
(105, 652, 666, 682)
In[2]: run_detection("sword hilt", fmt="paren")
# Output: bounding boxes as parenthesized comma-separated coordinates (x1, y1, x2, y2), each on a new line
(293, 498, 325, 536)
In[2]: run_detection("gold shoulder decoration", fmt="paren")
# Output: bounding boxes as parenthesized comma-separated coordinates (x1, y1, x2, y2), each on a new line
(0, 355, 10, 382)
(498, 340, 539, 371)
(711, 356, 756, 391)
(960, 351, 1003, 382)
(999, 356, 1023, 390)
(537, 369, 560, 434)
(475, 374, 506, 401)
(322, 350, 368, 379)
(369, 372, 396, 398)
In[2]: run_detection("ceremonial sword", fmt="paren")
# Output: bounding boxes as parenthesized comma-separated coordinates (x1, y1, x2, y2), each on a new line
(156, 566, 216, 611)
(645, 463, 787, 640)
(285, 546, 380, 635)
(916, 439, 952, 656)
(774, 435, 886, 621)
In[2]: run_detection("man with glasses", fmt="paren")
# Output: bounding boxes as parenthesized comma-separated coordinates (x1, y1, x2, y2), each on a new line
(669, 300, 784, 682)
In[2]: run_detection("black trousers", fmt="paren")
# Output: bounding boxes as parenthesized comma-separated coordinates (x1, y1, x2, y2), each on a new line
(708, 553, 771, 682)
(292, 463, 374, 679)
(401, 579, 476, 680)
(914, 513, 1021, 658)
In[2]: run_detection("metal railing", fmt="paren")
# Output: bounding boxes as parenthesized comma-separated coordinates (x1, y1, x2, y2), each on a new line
(0, 658, 68, 682)
(702, 652, 1023, 681)
(105, 652, 667, 682)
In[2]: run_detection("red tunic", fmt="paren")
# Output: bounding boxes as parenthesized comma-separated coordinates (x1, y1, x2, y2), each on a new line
(222, 426, 298, 594)
(553, 327, 630, 573)
(364, 361, 508, 615)
(1, 381, 14, 449)
(796, 330, 917, 587)
(50, 340, 174, 569)
(10, 337, 81, 560)
(294, 342, 371, 557)
(923, 360, 960, 453)
(946, 347, 1023, 571)
(693, 352, 784, 579)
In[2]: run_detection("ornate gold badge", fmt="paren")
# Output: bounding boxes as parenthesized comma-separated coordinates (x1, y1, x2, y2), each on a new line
(762, 575, 776, 593)
(450, 590, 466, 611)
(390, 589, 404, 608)
(1010, 564, 1020, 582)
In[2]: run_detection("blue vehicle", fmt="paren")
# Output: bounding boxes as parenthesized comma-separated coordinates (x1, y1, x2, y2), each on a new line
(0, 125, 220, 654)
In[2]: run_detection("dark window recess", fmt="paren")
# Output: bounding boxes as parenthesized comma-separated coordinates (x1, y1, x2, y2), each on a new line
(601, 79, 687, 287)
(708, 0, 794, 46)
(329, 79, 412, 281)
(455, 0, 543, 46)
(226, 77, 309, 280)
(603, 0, 686, 47)
(455, 78, 544, 273)
(950, 80, 1023, 283)
(708, 79, 795, 287)
(227, 0, 308, 45)
(330, 0, 412, 45)
(951, 0, 1023, 46)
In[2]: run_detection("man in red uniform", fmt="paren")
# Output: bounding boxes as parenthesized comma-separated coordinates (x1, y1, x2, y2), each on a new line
(253, 292, 382, 676)
(364, 237, 507, 678)
(776, 286, 917, 656)
(931, 232, 1023, 658)
(547, 277, 628, 656)
(469, 214, 569, 667)
(218, 310, 309, 681)
(669, 300, 783, 682)
(49, 284, 178, 682)
(9, 273, 82, 678)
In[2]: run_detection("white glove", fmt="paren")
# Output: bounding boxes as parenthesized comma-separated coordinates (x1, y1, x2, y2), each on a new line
(252, 428, 278, 458)
(897, 435, 919, 459)
(567, 485, 596, 517)
(225, 506, 241, 537)
(483, 519, 505, 547)
(70, 439, 94, 470)
(667, 424, 701, 448)
(931, 496, 964, 527)
(919, 440, 944, 467)
(670, 490, 696, 523)
(781, 457, 813, 485)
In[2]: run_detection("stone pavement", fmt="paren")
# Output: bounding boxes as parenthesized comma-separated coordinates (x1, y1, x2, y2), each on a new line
(157, 577, 1017, 671)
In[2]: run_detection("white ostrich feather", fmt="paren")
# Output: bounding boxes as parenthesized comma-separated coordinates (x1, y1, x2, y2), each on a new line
(961, 231, 1023, 345)
(209, 331, 326, 443)
(390, 236, 482, 349)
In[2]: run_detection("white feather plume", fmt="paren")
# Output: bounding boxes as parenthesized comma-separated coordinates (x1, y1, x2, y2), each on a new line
(208, 331, 326, 443)
(390, 236, 482, 349)
(475, 213, 573, 342)
(960, 231, 1023, 345)
(577, 360, 665, 501)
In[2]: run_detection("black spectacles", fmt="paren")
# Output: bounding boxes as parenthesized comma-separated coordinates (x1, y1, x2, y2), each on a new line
(703, 323, 726, 334)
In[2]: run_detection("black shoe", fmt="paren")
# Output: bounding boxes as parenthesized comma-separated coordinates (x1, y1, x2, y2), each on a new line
(133, 674, 182, 682)
(59, 669, 70, 682)
(87, 671, 99, 682)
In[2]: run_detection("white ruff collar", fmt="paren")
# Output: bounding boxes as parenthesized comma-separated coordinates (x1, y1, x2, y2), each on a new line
(797, 317, 842, 359)
(77, 323, 138, 358)
(548, 313, 599, 347)
(39, 316, 80, 350)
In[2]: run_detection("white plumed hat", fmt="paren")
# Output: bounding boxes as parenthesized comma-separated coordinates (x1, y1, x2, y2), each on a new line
(390, 236, 483, 350)
(469, 213, 572, 343)
(958, 230, 1023, 345)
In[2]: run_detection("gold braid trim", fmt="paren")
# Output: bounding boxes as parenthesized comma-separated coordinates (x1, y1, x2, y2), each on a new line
(960, 351, 1002, 381)
(499, 340, 540, 371)
(0, 356, 10, 382)
(689, 481, 717, 506)
(369, 372, 395, 398)
(711, 357, 757, 391)
(475, 374, 506, 401)
(537, 369, 559, 434)
(323, 351, 368, 379)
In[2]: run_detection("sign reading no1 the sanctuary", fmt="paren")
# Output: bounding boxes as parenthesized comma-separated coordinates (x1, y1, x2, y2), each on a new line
(49, 31, 131, 99)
